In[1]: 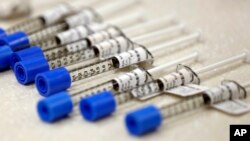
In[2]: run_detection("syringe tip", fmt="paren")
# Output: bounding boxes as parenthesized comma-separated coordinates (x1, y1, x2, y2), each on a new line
(37, 91, 73, 123)
(80, 91, 116, 121)
(184, 29, 203, 43)
(125, 105, 162, 136)
(0, 45, 13, 71)
(10, 46, 44, 69)
(192, 49, 201, 62)
(35, 67, 71, 96)
(14, 57, 50, 85)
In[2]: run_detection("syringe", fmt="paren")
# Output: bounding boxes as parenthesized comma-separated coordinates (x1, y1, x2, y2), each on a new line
(2, 12, 144, 71)
(36, 52, 199, 122)
(0, 0, 98, 36)
(37, 15, 174, 57)
(34, 31, 201, 96)
(27, 0, 143, 49)
(10, 15, 172, 66)
(37, 11, 145, 49)
(0, 7, 145, 70)
(130, 51, 250, 99)
(0, 0, 85, 20)
(125, 80, 250, 136)
(71, 52, 199, 96)
(77, 51, 249, 121)
(14, 24, 184, 85)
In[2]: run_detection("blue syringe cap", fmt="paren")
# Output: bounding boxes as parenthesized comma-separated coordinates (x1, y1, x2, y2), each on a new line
(35, 67, 71, 97)
(0, 45, 13, 71)
(0, 28, 6, 38)
(14, 57, 50, 85)
(80, 91, 116, 121)
(37, 91, 73, 123)
(0, 31, 29, 51)
(125, 105, 163, 136)
(10, 46, 44, 69)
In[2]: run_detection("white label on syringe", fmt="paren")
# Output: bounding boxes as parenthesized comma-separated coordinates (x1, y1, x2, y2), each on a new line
(57, 23, 109, 46)
(211, 100, 250, 115)
(87, 27, 122, 46)
(56, 26, 89, 45)
(62, 24, 109, 52)
(205, 82, 242, 105)
(225, 82, 243, 99)
(159, 68, 194, 92)
(113, 68, 150, 92)
(95, 36, 134, 60)
(113, 47, 152, 68)
(205, 85, 230, 105)
(131, 81, 161, 100)
(41, 3, 73, 26)
(65, 9, 97, 28)
(65, 40, 88, 52)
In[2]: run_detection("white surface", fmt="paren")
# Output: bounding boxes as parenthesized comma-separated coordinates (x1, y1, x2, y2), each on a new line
(0, 0, 250, 141)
